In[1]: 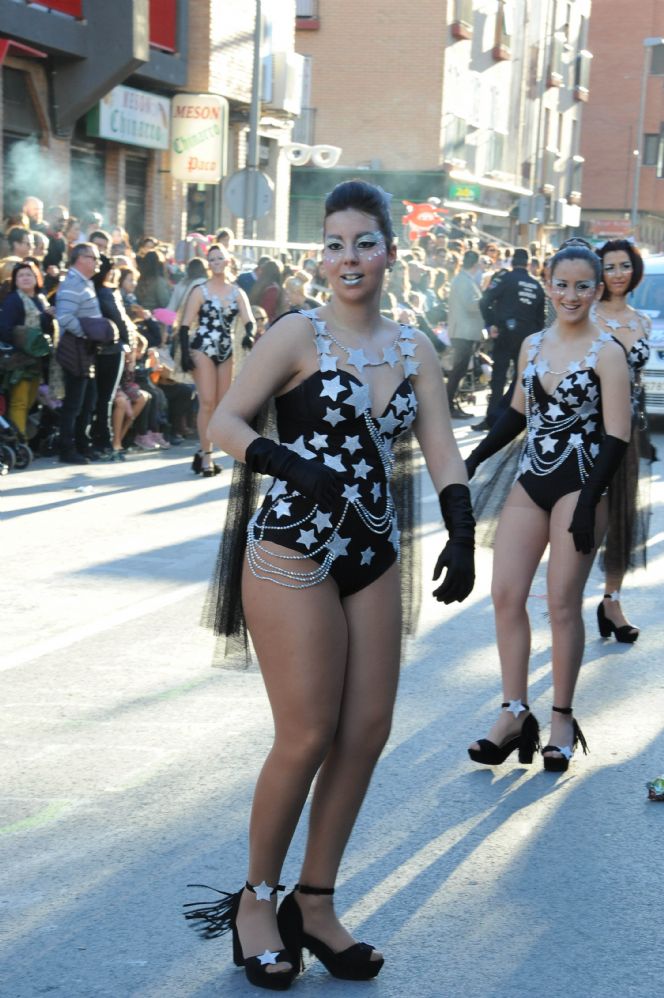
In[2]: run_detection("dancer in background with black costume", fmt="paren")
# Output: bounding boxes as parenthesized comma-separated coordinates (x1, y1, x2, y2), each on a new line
(179, 243, 254, 477)
(465, 245, 631, 772)
(591, 239, 650, 643)
(184, 181, 475, 991)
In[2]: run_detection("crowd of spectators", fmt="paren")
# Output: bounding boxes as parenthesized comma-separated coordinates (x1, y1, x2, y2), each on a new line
(0, 197, 554, 470)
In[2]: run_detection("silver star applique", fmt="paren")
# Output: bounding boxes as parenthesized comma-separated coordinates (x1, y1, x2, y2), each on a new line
(310, 432, 329, 450)
(569, 433, 584, 449)
(360, 547, 375, 566)
(346, 347, 369, 373)
(400, 326, 416, 339)
(401, 410, 416, 429)
(315, 335, 331, 355)
(583, 420, 597, 434)
(605, 318, 621, 331)
(253, 881, 274, 902)
(319, 353, 338, 373)
(540, 435, 558, 454)
(269, 479, 288, 499)
(377, 411, 400, 435)
(344, 381, 371, 416)
(342, 435, 361, 454)
(546, 403, 564, 421)
(575, 370, 591, 388)
(568, 361, 582, 374)
(399, 340, 416, 358)
(352, 458, 372, 479)
(589, 442, 600, 458)
(393, 393, 410, 415)
(323, 407, 344, 427)
(523, 362, 537, 379)
(297, 528, 317, 550)
(505, 700, 526, 717)
(285, 435, 315, 460)
(327, 534, 351, 559)
(312, 510, 333, 532)
(382, 345, 399, 367)
(389, 519, 400, 552)
(403, 359, 420, 378)
(371, 482, 382, 502)
(273, 499, 292, 519)
(320, 376, 345, 402)
(323, 452, 345, 472)
(342, 483, 360, 503)
(258, 950, 281, 965)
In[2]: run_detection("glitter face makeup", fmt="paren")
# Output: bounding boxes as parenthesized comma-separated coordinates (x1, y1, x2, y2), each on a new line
(323, 231, 386, 265)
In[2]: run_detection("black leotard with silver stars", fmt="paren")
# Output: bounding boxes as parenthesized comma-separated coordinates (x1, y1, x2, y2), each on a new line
(246, 310, 419, 597)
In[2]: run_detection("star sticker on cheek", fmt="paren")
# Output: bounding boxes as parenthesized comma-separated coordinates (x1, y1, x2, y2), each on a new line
(273, 499, 292, 519)
(323, 407, 344, 427)
(320, 376, 346, 402)
(342, 435, 361, 454)
(258, 950, 281, 966)
(360, 547, 375, 566)
(252, 881, 275, 902)
(312, 509, 333, 532)
(352, 458, 372, 478)
(310, 432, 329, 450)
(297, 528, 317, 550)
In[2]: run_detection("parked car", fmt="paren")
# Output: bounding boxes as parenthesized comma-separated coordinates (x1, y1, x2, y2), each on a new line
(629, 254, 664, 416)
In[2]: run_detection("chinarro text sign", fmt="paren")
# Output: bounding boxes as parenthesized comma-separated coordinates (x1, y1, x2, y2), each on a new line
(170, 94, 228, 184)
(87, 85, 170, 150)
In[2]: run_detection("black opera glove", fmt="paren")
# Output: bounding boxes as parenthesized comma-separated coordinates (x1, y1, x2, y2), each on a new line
(432, 483, 476, 604)
(464, 406, 526, 480)
(241, 320, 255, 350)
(245, 437, 344, 510)
(569, 434, 628, 554)
(179, 325, 195, 372)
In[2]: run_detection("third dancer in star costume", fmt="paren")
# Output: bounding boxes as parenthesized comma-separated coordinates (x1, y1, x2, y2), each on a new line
(465, 244, 631, 773)
(184, 181, 474, 990)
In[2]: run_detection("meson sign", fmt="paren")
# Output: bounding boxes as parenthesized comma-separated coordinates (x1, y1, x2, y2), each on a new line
(170, 94, 228, 184)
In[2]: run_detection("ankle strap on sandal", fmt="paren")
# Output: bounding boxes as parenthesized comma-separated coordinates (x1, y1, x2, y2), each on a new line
(246, 880, 285, 901)
(552, 706, 573, 715)
(295, 884, 335, 896)
(502, 700, 528, 717)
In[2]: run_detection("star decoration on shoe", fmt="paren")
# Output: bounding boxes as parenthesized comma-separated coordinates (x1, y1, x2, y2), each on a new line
(342, 434, 361, 454)
(320, 376, 346, 402)
(312, 509, 333, 532)
(258, 949, 281, 965)
(346, 347, 369, 373)
(253, 881, 274, 902)
(505, 699, 527, 717)
(323, 407, 344, 427)
(360, 547, 375, 565)
(297, 528, 317, 550)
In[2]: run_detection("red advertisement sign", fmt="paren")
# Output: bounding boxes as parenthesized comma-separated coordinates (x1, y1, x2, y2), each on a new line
(588, 218, 633, 237)
(150, 0, 177, 52)
(26, 0, 82, 14)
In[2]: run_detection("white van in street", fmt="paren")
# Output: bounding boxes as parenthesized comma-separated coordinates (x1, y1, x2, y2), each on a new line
(630, 254, 664, 416)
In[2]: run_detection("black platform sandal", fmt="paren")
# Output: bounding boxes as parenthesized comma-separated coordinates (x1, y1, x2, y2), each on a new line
(184, 881, 296, 991)
(597, 594, 639, 643)
(542, 706, 589, 773)
(191, 450, 203, 474)
(277, 884, 384, 981)
(468, 700, 541, 765)
(201, 449, 222, 477)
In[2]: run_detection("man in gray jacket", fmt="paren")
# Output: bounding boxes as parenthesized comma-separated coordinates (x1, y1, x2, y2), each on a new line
(445, 249, 485, 418)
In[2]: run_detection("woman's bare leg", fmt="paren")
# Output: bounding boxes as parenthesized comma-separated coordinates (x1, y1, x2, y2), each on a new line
(602, 569, 638, 633)
(237, 552, 349, 969)
(470, 483, 549, 751)
(296, 562, 401, 957)
(205, 357, 233, 468)
(545, 493, 608, 757)
(191, 352, 219, 466)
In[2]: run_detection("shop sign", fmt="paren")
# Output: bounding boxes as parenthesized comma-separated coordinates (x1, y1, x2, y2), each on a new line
(170, 94, 228, 184)
(588, 218, 633, 237)
(447, 181, 481, 203)
(87, 85, 170, 150)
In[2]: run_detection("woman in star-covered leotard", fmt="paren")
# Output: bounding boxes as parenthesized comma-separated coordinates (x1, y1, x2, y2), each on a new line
(193, 181, 475, 990)
(465, 245, 631, 773)
(591, 238, 651, 642)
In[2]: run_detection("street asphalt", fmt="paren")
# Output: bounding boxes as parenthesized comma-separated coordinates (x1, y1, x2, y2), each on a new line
(1, 410, 663, 998)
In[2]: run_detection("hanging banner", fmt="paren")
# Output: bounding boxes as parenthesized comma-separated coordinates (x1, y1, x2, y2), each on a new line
(170, 93, 228, 184)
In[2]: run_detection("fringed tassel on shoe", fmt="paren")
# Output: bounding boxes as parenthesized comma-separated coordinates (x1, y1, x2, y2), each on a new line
(183, 884, 241, 938)
(573, 719, 589, 756)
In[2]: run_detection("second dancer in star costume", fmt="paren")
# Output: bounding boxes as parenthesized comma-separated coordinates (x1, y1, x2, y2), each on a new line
(184, 181, 475, 991)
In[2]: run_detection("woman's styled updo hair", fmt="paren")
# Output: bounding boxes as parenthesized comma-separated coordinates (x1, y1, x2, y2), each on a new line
(324, 180, 395, 247)
(596, 238, 643, 299)
(549, 244, 602, 284)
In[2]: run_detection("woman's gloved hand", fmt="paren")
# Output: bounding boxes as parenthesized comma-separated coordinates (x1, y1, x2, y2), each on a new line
(179, 325, 195, 372)
(245, 437, 344, 510)
(432, 483, 476, 604)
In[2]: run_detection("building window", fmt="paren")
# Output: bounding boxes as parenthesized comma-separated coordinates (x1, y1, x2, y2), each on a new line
(444, 115, 468, 161)
(296, 0, 320, 27)
(644, 134, 659, 167)
(650, 44, 664, 75)
(493, 0, 512, 61)
(548, 32, 564, 87)
(451, 0, 474, 40)
(574, 50, 592, 101)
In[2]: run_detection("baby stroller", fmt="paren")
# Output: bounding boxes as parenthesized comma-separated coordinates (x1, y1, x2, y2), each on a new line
(456, 347, 493, 408)
(0, 396, 33, 472)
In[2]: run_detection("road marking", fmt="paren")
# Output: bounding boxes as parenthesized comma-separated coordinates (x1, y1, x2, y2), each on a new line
(1, 583, 203, 673)
(0, 800, 69, 836)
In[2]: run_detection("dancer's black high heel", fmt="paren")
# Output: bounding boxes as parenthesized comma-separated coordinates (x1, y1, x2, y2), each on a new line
(468, 700, 541, 765)
(201, 449, 222, 478)
(184, 881, 296, 991)
(277, 884, 384, 981)
(597, 595, 639, 643)
(191, 450, 203, 474)
(542, 706, 589, 773)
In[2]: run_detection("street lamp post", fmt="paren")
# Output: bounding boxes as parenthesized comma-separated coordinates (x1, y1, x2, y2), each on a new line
(244, 0, 263, 239)
(630, 37, 664, 237)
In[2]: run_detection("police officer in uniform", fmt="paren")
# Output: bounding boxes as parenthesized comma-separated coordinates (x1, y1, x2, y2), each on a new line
(476, 246, 545, 428)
